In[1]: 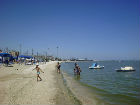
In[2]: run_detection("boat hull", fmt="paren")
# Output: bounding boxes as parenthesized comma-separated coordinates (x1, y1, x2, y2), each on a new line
(89, 66, 104, 69)
(116, 69, 135, 72)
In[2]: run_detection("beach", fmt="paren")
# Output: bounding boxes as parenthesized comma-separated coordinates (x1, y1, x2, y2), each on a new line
(0, 61, 139, 105)
(0, 62, 80, 105)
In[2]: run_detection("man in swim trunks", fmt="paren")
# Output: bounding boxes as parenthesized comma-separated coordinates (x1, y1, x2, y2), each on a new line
(32, 65, 44, 81)
(57, 62, 61, 73)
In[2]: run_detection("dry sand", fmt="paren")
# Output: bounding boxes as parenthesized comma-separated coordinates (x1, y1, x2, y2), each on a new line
(0, 62, 80, 105)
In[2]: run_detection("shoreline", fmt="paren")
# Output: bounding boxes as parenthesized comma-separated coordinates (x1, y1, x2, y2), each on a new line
(61, 71, 115, 105)
(0, 61, 81, 105)
(54, 71, 81, 105)
(61, 71, 103, 105)
(0, 61, 139, 105)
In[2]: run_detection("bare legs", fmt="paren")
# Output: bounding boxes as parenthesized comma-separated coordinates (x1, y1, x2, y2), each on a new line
(57, 69, 60, 74)
(37, 74, 42, 81)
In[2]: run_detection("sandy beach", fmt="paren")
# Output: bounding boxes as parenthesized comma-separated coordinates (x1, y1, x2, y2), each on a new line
(0, 62, 80, 105)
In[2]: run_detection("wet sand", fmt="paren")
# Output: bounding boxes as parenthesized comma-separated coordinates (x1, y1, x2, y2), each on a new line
(0, 62, 80, 105)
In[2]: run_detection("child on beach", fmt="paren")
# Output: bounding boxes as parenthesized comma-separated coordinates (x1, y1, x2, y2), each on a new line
(32, 65, 44, 81)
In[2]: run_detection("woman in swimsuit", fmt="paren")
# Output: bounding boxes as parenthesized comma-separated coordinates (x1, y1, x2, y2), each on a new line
(32, 65, 44, 81)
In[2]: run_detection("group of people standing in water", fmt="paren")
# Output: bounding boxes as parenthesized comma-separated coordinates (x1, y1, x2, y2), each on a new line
(74, 63, 82, 75)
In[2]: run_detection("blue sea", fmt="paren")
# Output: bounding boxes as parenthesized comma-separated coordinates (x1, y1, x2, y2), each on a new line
(61, 60, 140, 105)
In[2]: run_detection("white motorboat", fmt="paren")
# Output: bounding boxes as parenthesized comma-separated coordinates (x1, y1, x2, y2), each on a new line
(116, 66, 135, 72)
(89, 63, 104, 69)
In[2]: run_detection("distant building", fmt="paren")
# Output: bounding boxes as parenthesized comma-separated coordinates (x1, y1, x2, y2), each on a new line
(71, 58, 93, 61)
(47, 56, 55, 61)
(10, 51, 19, 57)
(77, 59, 85, 61)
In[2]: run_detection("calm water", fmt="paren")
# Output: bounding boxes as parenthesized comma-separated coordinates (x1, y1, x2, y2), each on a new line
(61, 60, 140, 105)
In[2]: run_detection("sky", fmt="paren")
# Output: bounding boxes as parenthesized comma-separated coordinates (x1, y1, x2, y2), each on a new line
(0, 0, 140, 60)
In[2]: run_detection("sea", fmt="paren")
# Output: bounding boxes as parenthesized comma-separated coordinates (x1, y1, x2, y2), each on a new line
(61, 60, 140, 105)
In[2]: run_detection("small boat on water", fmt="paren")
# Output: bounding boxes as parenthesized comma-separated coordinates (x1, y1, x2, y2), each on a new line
(89, 63, 104, 69)
(116, 66, 135, 72)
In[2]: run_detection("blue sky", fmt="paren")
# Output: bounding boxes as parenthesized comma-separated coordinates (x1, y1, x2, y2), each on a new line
(0, 0, 139, 60)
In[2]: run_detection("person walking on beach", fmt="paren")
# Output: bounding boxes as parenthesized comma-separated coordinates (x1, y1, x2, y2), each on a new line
(57, 62, 61, 73)
(32, 65, 44, 81)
